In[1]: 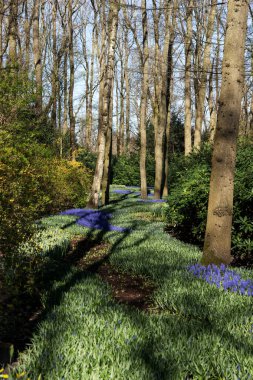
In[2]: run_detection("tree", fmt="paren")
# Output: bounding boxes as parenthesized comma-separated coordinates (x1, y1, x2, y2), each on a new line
(88, 0, 119, 208)
(202, 0, 248, 265)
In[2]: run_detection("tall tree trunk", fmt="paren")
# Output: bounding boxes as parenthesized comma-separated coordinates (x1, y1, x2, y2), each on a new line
(119, 55, 125, 155)
(163, 1, 176, 198)
(101, 76, 114, 206)
(184, 0, 193, 156)
(51, 0, 58, 131)
(153, 0, 163, 199)
(8, 0, 18, 65)
(209, 12, 220, 142)
(140, 0, 149, 199)
(202, 0, 248, 265)
(68, 0, 75, 160)
(154, 0, 172, 200)
(124, 28, 130, 152)
(88, 0, 119, 209)
(194, 0, 216, 149)
(24, 1, 31, 71)
(33, 0, 42, 114)
(62, 46, 68, 137)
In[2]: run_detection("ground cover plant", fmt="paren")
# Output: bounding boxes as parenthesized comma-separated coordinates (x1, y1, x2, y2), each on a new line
(5, 187, 253, 380)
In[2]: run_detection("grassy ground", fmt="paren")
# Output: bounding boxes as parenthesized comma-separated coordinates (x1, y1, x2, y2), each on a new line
(8, 188, 253, 379)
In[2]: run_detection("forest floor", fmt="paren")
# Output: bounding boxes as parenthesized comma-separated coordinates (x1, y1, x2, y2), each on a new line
(2, 186, 253, 379)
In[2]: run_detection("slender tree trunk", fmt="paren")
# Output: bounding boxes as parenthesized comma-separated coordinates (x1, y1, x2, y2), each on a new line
(194, 0, 216, 149)
(68, 0, 75, 161)
(124, 28, 130, 152)
(8, 0, 18, 64)
(88, 0, 119, 208)
(202, 0, 248, 265)
(119, 55, 125, 155)
(184, 0, 193, 156)
(51, 0, 58, 131)
(101, 76, 114, 206)
(33, 0, 42, 114)
(163, 2, 176, 197)
(154, 0, 172, 199)
(140, 0, 148, 199)
(62, 46, 68, 137)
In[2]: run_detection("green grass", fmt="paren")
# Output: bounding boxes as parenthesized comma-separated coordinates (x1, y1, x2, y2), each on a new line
(9, 189, 253, 379)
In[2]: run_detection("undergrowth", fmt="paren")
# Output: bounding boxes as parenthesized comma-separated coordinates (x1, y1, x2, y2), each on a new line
(6, 190, 253, 380)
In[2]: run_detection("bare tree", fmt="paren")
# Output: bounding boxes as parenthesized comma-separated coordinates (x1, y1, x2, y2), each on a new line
(88, 0, 119, 208)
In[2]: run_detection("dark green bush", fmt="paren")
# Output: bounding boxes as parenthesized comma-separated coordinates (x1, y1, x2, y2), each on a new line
(166, 140, 253, 260)
(112, 153, 155, 186)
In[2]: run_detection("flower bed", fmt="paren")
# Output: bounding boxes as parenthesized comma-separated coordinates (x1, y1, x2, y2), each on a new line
(188, 263, 253, 296)
(61, 209, 128, 232)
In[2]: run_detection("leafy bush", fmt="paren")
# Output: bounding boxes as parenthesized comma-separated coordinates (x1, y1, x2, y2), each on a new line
(166, 140, 253, 260)
(112, 153, 155, 186)
(0, 70, 92, 254)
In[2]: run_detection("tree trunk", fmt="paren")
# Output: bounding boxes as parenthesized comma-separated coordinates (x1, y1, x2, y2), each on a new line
(163, 2, 176, 197)
(124, 28, 130, 152)
(33, 0, 42, 114)
(119, 55, 125, 155)
(184, 0, 193, 156)
(154, 0, 172, 200)
(194, 0, 216, 150)
(51, 0, 58, 131)
(68, 0, 75, 161)
(88, 0, 119, 209)
(140, 0, 148, 199)
(101, 76, 114, 206)
(9, 0, 18, 64)
(202, 0, 248, 265)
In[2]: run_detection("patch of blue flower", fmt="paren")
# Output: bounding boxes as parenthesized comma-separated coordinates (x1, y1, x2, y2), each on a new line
(188, 263, 253, 296)
(60, 209, 128, 232)
(112, 189, 132, 195)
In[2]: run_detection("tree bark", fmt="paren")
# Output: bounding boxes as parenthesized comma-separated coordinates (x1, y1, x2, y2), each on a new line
(184, 0, 193, 156)
(140, 0, 149, 199)
(202, 0, 248, 265)
(101, 76, 114, 206)
(68, 0, 75, 161)
(194, 0, 216, 150)
(88, 0, 119, 209)
(33, 0, 42, 114)
(51, 0, 58, 131)
(8, 0, 18, 64)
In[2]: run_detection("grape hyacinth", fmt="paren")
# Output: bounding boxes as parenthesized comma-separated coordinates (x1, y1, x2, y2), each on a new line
(188, 263, 253, 296)
(60, 209, 128, 232)
(112, 189, 132, 195)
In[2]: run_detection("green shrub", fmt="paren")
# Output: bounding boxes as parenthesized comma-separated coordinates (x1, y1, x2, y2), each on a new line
(112, 153, 155, 186)
(166, 140, 253, 260)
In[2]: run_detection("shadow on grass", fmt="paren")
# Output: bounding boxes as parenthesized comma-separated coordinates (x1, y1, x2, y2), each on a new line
(6, 198, 253, 379)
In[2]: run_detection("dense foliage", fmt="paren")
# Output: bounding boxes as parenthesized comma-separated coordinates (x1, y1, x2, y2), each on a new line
(112, 153, 155, 186)
(0, 70, 92, 306)
(166, 140, 253, 261)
